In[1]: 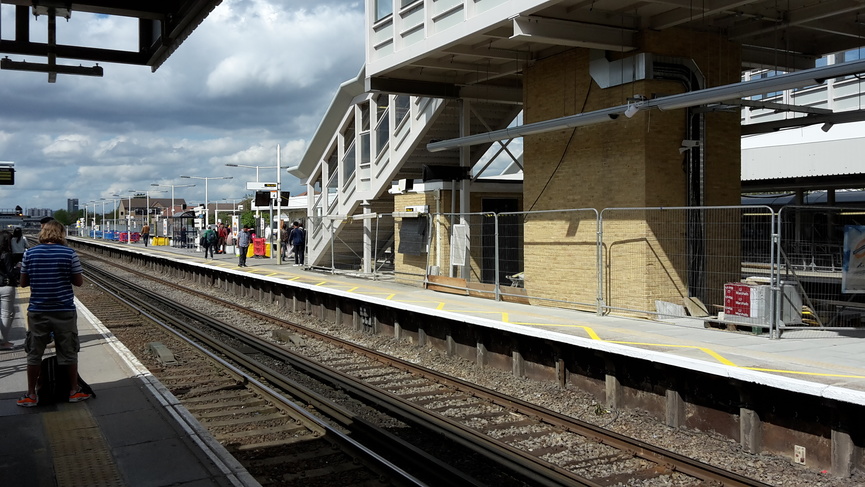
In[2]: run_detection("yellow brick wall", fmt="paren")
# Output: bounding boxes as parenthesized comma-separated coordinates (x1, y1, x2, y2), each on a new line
(393, 190, 524, 286)
(523, 29, 741, 314)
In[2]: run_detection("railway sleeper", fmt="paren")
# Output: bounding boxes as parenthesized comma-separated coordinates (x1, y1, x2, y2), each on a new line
(194, 404, 280, 419)
(215, 423, 310, 441)
(203, 412, 288, 428)
(183, 397, 268, 411)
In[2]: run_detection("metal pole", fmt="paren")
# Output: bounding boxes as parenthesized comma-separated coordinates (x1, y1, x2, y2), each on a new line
(101, 200, 106, 238)
(128, 194, 132, 244)
(277, 144, 282, 265)
(204, 178, 209, 227)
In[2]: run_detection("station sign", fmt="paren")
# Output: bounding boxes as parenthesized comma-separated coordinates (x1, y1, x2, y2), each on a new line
(246, 182, 278, 191)
(0, 168, 13, 185)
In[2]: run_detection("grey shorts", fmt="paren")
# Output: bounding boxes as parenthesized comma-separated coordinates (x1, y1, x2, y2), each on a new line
(25, 310, 79, 366)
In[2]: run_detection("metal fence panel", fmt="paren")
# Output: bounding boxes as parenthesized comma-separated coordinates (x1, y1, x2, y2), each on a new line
(599, 206, 775, 330)
(304, 203, 865, 339)
(423, 210, 599, 309)
(776, 206, 865, 335)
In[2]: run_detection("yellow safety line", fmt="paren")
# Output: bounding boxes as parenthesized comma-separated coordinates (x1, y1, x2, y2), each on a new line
(138, 250, 864, 382)
(742, 367, 865, 379)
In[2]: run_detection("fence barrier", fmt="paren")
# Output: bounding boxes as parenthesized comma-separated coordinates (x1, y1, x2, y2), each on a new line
(129, 204, 863, 339)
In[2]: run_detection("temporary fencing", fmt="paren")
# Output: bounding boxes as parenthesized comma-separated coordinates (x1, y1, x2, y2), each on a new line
(302, 204, 865, 339)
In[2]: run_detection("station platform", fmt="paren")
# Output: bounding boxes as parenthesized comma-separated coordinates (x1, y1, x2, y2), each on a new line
(103, 238, 865, 402)
(6, 236, 864, 485)
(0, 288, 258, 487)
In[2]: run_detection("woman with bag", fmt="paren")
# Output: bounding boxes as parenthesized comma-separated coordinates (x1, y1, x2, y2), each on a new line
(10, 227, 28, 265)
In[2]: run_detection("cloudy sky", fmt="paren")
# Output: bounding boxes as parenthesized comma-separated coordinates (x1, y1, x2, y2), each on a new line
(0, 0, 364, 214)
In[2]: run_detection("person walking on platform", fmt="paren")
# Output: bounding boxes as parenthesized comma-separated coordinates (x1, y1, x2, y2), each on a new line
(201, 225, 217, 259)
(217, 223, 229, 254)
(17, 220, 88, 407)
(0, 231, 20, 350)
(141, 223, 150, 247)
(237, 226, 252, 267)
(289, 221, 305, 266)
(279, 220, 290, 262)
(10, 227, 28, 265)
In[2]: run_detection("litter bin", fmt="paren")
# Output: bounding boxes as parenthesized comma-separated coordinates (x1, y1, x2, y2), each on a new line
(252, 238, 266, 257)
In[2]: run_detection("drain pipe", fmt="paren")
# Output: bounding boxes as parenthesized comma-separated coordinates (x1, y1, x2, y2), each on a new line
(652, 59, 707, 301)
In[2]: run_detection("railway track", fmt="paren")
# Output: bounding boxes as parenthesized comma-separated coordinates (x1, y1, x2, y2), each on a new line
(78, 253, 774, 487)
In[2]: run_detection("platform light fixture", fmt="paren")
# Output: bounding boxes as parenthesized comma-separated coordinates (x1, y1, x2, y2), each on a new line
(180, 176, 233, 226)
(427, 58, 865, 152)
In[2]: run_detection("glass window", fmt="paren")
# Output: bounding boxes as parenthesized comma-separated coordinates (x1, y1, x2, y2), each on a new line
(360, 132, 371, 166)
(343, 141, 356, 182)
(360, 103, 371, 131)
(375, 109, 390, 157)
(326, 148, 338, 178)
(343, 119, 355, 149)
(376, 0, 392, 21)
(395, 95, 410, 127)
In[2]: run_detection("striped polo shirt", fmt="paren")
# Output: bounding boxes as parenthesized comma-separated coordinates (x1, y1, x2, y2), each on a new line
(21, 243, 83, 312)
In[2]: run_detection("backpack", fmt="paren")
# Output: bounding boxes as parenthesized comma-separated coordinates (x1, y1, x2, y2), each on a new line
(200, 230, 216, 246)
(38, 356, 96, 405)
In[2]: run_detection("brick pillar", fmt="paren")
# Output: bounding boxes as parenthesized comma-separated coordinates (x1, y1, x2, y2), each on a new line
(523, 29, 741, 315)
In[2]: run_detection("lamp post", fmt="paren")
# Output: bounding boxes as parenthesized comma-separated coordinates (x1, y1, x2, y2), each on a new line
(98, 199, 108, 238)
(227, 157, 290, 263)
(225, 164, 271, 182)
(88, 201, 98, 237)
(124, 190, 144, 244)
(151, 183, 195, 219)
(179, 176, 233, 227)
(111, 194, 121, 238)
(143, 188, 167, 238)
(225, 163, 279, 221)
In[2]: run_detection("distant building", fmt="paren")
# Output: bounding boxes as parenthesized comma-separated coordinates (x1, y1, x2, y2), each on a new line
(67, 198, 79, 214)
(27, 208, 53, 218)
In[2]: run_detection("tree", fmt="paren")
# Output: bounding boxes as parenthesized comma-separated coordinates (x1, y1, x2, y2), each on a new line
(53, 209, 72, 225)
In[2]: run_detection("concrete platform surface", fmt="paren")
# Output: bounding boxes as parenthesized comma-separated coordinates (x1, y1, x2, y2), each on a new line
(0, 288, 258, 487)
(109, 238, 865, 402)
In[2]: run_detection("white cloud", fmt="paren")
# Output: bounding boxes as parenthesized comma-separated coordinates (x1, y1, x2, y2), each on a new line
(42, 134, 92, 157)
(0, 0, 364, 212)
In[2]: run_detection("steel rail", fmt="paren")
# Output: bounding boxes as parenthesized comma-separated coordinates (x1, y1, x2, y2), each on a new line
(81, 255, 774, 487)
(83, 260, 594, 487)
(83, 263, 433, 487)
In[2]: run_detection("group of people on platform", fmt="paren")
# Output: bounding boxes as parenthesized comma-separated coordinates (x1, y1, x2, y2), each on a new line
(0, 216, 306, 408)
(0, 217, 91, 407)
(176, 220, 305, 268)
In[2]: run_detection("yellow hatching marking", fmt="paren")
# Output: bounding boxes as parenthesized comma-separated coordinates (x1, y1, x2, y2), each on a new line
(607, 341, 737, 367)
(183, 253, 861, 381)
(742, 367, 865, 379)
(524, 323, 603, 341)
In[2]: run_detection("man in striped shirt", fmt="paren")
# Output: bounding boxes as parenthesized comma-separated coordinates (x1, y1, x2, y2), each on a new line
(17, 220, 87, 407)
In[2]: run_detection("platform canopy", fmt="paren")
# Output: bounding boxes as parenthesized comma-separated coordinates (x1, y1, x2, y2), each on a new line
(0, 1, 222, 81)
(367, 0, 865, 102)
